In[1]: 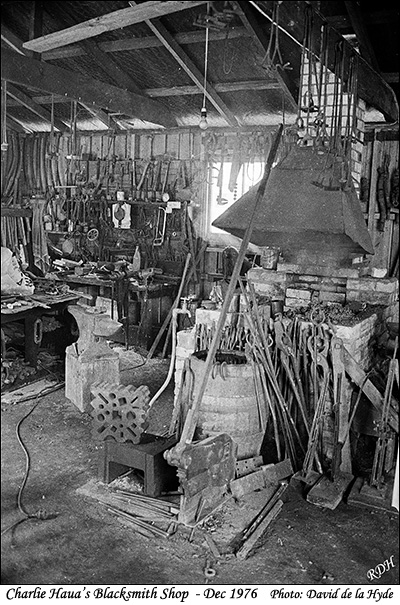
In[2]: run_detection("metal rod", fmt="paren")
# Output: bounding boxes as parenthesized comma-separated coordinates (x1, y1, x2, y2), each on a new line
(176, 125, 283, 448)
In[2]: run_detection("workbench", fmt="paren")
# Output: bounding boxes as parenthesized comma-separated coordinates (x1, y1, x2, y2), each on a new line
(50, 273, 177, 350)
(1, 294, 79, 367)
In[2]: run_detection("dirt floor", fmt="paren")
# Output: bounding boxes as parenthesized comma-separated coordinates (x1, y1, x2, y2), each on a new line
(1, 349, 399, 587)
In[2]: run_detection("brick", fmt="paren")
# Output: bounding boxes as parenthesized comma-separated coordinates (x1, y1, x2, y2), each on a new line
(335, 326, 357, 341)
(347, 279, 361, 291)
(177, 328, 196, 350)
(318, 291, 346, 303)
(376, 280, 398, 293)
(286, 288, 311, 300)
(248, 268, 288, 283)
(174, 358, 185, 370)
(175, 347, 193, 359)
(370, 268, 388, 278)
(285, 297, 311, 308)
(320, 283, 339, 292)
(298, 275, 318, 283)
(253, 283, 286, 300)
(346, 290, 361, 302)
(365, 292, 393, 305)
(358, 279, 378, 292)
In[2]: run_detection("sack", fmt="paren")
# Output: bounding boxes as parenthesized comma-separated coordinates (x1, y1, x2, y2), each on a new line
(1, 247, 34, 296)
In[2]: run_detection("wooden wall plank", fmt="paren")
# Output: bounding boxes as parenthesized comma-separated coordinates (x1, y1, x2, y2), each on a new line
(114, 133, 127, 159)
(152, 133, 167, 158)
(91, 134, 103, 160)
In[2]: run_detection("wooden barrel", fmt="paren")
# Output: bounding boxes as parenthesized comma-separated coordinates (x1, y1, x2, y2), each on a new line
(187, 354, 264, 460)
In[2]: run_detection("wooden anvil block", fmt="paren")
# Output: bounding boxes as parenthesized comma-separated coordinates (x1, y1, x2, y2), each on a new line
(65, 305, 122, 412)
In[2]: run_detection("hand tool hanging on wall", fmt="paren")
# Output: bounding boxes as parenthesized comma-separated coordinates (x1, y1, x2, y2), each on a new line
(376, 153, 390, 230)
(153, 206, 167, 246)
(390, 167, 399, 208)
(229, 136, 244, 193)
(161, 159, 171, 199)
(137, 161, 150, 201)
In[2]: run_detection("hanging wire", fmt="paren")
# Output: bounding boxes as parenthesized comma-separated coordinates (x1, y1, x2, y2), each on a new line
(201, 3, 210, 113)
(223, 24, 237, 75)
(1, 80, 8, 150)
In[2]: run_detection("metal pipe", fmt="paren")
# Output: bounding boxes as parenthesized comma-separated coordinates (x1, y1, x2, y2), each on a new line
(148, 304, 191, 408)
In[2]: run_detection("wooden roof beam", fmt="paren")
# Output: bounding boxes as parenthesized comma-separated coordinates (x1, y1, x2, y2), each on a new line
(1, 24, 25, 55)
(325, 10, 396, 31)
(79, 103, 122, 131)
(6, 80, 282, 104)
(6, 115, 32, 133)
(46, 3, 145, 96)
(22, 1, 209, 53)
(343, 1, 380, 73)
(129, 2, 239, 127)
(146, 80, 282, 97)
(234, 1, 298, 111)
(42, 27, 251, 61)
(7, 83, 68, 132)
(1, 47, 176, 128)
(28, 0, 43, 60)
(383, 73, 399, 84)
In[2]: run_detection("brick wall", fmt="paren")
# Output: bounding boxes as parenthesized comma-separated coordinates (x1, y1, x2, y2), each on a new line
(248, 266, 399, 322)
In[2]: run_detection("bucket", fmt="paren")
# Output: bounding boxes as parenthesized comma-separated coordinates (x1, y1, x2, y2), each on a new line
(261, 247, 279, 269)
(186, 352, 264, 460)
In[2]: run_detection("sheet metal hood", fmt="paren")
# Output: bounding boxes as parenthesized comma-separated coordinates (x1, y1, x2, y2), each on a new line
(213, 146, 374, 257)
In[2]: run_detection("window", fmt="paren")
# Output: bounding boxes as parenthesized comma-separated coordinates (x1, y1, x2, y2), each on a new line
(208, 160, 264, 234)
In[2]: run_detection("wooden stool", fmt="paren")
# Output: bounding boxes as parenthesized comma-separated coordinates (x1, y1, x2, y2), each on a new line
(98, 434, 178, 497)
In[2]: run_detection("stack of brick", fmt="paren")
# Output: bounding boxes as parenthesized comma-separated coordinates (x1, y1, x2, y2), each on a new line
(336, 315, 379, 369)
(346, 277, 398, 317)
(247, 266, 399, 320)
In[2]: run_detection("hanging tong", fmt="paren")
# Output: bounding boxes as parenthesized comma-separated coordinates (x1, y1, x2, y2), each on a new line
(153, 206, 167, 246)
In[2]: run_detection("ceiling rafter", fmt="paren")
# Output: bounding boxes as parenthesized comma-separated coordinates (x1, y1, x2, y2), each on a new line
(234, 1, 298, 111)
(6, 115, 32, 133)
(79, 103, 122, 132)
(5, 80, 282, 104)
(6, 83, 68, 132)
(128, 1, 239, 127)
(46, 3, 145, 96)
(343, 1, 380, 73)
(1, 24, 25, 55)
(325, 10, 397, 31)
(2, 24, 148, 131)
(22, 1, 209, 53)
(145, 80, 282, 97)
(41, 27, 251, 61)
(28, 0, 43, 60)
(1, 47, 177, 128)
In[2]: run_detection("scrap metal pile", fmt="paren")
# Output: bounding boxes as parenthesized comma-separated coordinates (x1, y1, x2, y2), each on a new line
(193, 280, 397, 495)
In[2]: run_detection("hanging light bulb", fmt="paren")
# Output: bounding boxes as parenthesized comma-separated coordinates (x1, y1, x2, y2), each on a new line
(199, 3, 210, 130)
(199, 106, 208, 130)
